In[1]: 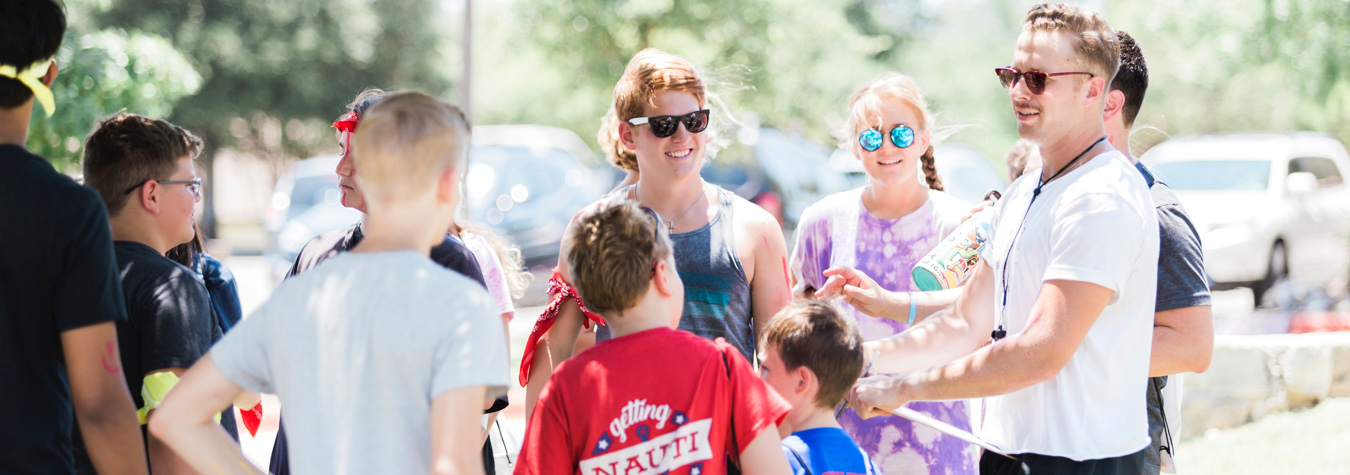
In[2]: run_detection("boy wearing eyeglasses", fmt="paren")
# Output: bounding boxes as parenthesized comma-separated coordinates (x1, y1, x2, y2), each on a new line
(515, 199, 792, 475)
(77, 113, 256, 473)
(849, 4, 1160, 473)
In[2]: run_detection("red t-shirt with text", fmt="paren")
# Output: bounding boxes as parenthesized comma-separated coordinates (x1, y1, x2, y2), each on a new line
(515, 327, 790, 475)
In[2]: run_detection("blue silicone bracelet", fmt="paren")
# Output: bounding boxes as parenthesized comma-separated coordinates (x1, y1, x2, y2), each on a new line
(907, 292, 917, 325)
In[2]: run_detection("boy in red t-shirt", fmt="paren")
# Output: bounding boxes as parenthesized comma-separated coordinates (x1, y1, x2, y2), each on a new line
(515, 200, 792, 475)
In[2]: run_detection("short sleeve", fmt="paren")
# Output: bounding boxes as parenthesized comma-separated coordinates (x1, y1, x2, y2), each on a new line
(433, 237, 487, 288)
(430, 290, 509, 399)
(789, 206, 833, 295)
(720, 340, 790, 455)
(1042, 192, 1150, 297)
(139, 274, 215, 373)
(513, 376, 574, 475)
(54, 193, 126, 331)
(1154, 203, 1212, 311)
(210, 306, 275, 394)
(977, 189, 1011, 263)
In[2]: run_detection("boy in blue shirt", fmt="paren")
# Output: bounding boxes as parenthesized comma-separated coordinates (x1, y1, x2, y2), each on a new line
(760, 300, 880, 475)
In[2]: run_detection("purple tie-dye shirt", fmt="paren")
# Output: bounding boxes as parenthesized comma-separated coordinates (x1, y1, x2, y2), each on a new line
(790, 188, 979, 475)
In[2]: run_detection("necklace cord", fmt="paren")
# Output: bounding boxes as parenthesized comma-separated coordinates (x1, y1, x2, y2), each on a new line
(993, 136, 1107, 341)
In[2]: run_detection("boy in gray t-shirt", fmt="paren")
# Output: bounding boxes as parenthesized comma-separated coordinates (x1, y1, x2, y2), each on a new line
(150, 92, 507, 475)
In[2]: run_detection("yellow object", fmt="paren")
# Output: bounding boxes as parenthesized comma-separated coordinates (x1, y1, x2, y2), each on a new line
(0, 58, 56, 117)
(136, 372, 220, 425)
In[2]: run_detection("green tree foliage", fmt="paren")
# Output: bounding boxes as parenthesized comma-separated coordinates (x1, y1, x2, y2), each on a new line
(26, 27, 201, 171)
(1111, 0, 1350, 152)
(480, 0, 935, 155)
(87, 0, 457, 158)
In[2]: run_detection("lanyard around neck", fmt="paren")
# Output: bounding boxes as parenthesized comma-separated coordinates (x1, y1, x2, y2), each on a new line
(991, 136, 1107, 341)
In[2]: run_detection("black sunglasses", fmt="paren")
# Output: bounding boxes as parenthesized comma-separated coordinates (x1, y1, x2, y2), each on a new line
(995, 67, 1094, 95)
(627, 109, 710, 138)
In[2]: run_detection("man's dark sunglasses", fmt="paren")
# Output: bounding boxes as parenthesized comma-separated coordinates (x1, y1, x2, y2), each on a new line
(995, 67, 1093, 95)
(627, 109, 710, 138)
(124, 178, 202, 196)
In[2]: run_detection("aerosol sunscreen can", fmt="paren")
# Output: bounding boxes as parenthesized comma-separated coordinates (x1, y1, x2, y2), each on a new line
(912, 196, 998, 291)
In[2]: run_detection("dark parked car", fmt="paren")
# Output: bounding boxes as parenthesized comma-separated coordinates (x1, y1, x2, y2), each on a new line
(701, 128, 853, 230)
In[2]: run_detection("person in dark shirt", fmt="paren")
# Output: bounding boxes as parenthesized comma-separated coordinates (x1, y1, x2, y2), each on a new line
(77, 113, 257, 474)
(1103, 30, 1213, 474)
(0, 2, 148, 473)
(268, 88, 501, 475)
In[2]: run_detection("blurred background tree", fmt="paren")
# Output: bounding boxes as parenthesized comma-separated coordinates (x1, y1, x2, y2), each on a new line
(71, 0, 459, 233)
(26, 7, 202, 172)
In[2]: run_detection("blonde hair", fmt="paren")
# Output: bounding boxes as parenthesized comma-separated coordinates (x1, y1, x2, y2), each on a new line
(598, 48, 707, 172)
(456, 219, 532, 299)
(1022, 3, 1120, 89)
(350, 91, 471, 203)
(839, 73, 944, 191)
(564, 199, 673, 315)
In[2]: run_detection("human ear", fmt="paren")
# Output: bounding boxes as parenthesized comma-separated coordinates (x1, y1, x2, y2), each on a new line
(142, 182, 161, 214)
(1085, 75, 1107, 105)
(652, 259, 674, 298)
(619, 121, 638, 151)
(436, 165, 460, 205)
(1103, 90, 1125, 122)
(41, 61, 58, 87)
(795, 366, 813, 395)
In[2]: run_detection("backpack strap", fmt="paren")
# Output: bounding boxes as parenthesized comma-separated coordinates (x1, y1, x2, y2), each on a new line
(781, 438, 813, 475)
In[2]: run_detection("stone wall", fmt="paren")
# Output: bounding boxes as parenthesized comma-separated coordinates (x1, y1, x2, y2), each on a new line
(1180, 332, 1350, 439)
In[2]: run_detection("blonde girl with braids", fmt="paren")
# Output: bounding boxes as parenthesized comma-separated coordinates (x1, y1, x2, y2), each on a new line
(788, 73, 977, 474)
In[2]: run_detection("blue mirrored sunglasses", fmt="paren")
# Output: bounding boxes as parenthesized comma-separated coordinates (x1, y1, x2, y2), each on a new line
(858, 125, 915, 152)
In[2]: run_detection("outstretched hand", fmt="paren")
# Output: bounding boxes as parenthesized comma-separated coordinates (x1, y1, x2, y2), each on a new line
(815, 266, 895, 318)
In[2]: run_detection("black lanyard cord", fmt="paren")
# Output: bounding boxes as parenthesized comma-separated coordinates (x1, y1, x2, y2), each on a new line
(992, 136, 1108, 341)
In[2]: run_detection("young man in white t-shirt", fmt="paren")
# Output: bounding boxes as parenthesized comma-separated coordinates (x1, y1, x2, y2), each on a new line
(149, 92, 508, 475)
(847, 4, 1159, 473)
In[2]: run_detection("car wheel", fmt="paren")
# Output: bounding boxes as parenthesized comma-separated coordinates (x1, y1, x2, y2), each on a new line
(1252, 241, 1288, 308)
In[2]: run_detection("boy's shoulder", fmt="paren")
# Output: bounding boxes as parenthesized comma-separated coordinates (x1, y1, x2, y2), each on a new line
(556, 327, 726, 378)
(113, 242, 207, 299)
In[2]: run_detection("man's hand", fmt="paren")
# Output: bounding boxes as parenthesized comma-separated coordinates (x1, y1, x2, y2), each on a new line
(815, 266, 899, 317)
(847, 375, 912, 420)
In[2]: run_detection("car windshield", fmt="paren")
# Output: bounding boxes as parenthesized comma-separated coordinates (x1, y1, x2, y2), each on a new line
(1152, 160, 1270, 190)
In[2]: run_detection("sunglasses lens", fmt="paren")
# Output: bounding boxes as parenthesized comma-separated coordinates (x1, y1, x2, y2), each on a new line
(684, 110, 709, 133)
(649, 116, 677, 137)
(891, 125, 915, 149)
(1026, 72, 1047, 94)
(997, 69, 1018, 90)
(859, 129, 883, 152)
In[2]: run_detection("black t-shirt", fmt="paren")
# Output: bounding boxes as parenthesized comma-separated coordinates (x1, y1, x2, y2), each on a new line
(270, 222, 497, 475)
(71, 241, 219, 473)
(111, 241, 219, 407)
(0, 145, 128, 474)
